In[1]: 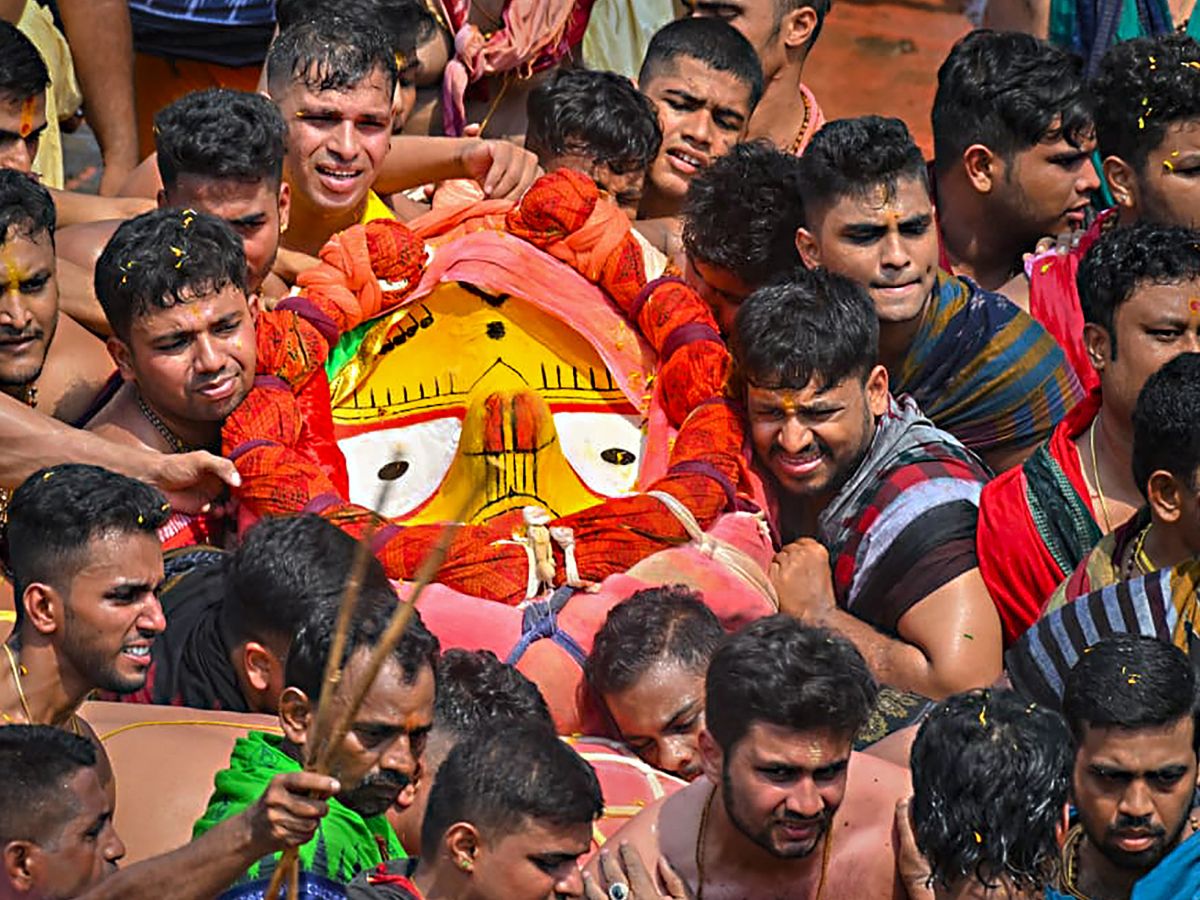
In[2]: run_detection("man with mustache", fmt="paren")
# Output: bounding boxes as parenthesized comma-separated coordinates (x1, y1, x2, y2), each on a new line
(1055, 635, 1199, 900)
(590, 617, 912, 898)
(194, 596, 440, 889)
(795, 116, 1084, 473)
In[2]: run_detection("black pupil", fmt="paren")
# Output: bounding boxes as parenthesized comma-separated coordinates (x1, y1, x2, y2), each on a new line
(378, 460, 410, 480)
(601, 448, 636, 465)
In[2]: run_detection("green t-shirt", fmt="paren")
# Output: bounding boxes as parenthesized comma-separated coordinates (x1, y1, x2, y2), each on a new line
(192, 730, 406, 885)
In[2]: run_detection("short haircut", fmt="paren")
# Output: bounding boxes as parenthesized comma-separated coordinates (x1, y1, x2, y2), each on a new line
(0, 20, 49, 103)
(420, 722, 603, 852)
(525, 68, 662, 175)
(729, 267, 879, 394)
(911, 689, 1072, 893)
(5, 465, 168, 638)
(0, 726, 97, 846)
(94, 208, 248, 341)
(586, 585, 725, 699)
(284, 597, 440, 705)
(706, 616, 879, 754)
(1062, 635, 1200, 753)
(798, 116, 929, 218)
(682, 140, 804, 287)
(274, 0, 432, 61)
(932, 30, 1093, 172)
(433, 649, 554, 741)
(0, 168, 55, 247)
(266, 13, 399, 99)
(1132, 353, 1200, 499)
(1077, 221, 1200, 359)
(223, 515, 396, 650)
(1092, 33, 1200, 174)
(155, 89, 287, 190)
(638, 18, 764, 110)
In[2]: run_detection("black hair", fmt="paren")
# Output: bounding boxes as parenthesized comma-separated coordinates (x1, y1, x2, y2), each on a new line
(0, 725, 97, 846)
(433, 649, 553, 740)
(1062, 635, 1200, 753)
(798, 116, 929, 218)
(586, 585, 724, 699)
(706, 615, 878, 753)
(729, 267, 879, 394)
(0, 168, 55, 247)
(267, 13, 399, 98)
(682, 140, 804, 287)
(223, 515, 396, 650)
(911, 689, 1072, 893)
(1092, 33, 1200, 175)
(1132, 353, 1200, 500)
(525, 68, 662, 175)
(284, 597, 440, 705)
(932, 30, 1093, 173)
(4, 464, 168, 638)
(638, 18, 764, 110)
(1077, 221, 1200, 359)
(155, 89, 287, 190)
(420, 722, 603, 852)
(274, 0, 434, 61)
(94, 208, 248, 341)
(0, 20, 49, 103)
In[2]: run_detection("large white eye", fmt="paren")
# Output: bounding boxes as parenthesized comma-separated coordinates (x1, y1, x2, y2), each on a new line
(552, 411, 645, 497)
(338, 417, 463, 518)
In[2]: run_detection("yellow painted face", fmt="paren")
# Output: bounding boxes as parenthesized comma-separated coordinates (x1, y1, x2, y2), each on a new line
(331, 281, 646, 523)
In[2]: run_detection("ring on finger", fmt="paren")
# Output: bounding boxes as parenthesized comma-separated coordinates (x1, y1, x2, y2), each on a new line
(608, 883, 630, 900)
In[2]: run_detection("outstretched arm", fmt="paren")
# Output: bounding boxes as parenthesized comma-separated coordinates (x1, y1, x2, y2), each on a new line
(76, 771, 338, 900)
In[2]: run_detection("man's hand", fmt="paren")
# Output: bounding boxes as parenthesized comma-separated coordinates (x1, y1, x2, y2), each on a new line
(769, 538, 837, 623)
(583, 843, 694, 899)
(245, 771, 340, 856)
(458, 138, 542, 199)
(895, 798, 936, 900)
(147, 450, 241, 515)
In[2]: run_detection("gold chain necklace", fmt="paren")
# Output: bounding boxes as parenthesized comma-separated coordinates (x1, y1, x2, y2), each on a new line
(1058, 824, 1092, 900)
(695, 786, 833, 900)
(2, 643, 82, 735)
(1088, 415, 1114, 532)
(787, 91, 814, 156)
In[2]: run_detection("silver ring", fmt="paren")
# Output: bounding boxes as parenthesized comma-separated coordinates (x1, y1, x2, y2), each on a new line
(608, 883, 630, 900)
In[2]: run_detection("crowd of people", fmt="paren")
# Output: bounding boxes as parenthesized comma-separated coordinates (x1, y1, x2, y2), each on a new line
(0, 0, 1199, 898)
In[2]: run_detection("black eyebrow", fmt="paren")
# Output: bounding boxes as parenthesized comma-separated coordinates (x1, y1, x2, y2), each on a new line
(0, 124, 46, 143)
(840, 223, 888, 239)
(665, 700, 699, 730)
(227, 213, 267, 227)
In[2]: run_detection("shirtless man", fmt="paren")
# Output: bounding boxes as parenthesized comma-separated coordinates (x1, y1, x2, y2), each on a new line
(0, 169, 112, 426)
(591, 616, 911, 899)
(635, 18, 761, 253)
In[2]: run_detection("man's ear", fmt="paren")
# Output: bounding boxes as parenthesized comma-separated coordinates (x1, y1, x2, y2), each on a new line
(155, 189, 168, 210)
(278, 181, 291, 235)
(22, 583, 63, 638)
(1147, 470, 1183, 525)
(698, 728, 724, 786)
(1103, 155, 1138, 212)
(781, 6, 819, 50)
(865, 364, 890, 418)
(796, 227, 821, 269)
(278, 686, 313, 747)
(3, 840, 36, 890)
(106, 336, 136, 382)
(444, 821, 482, 873)
(1082, 322, 1113, 373)
(962, 144, 998, 194)
(241, 642, 279, 693)
(1054, 802, 1071, 848)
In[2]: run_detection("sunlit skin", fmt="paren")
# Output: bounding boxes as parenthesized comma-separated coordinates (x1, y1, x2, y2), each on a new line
(1072, 717, 1198, 899)
(0, 228, 57, 392)
(161, 176, 290, 294)
(442, 819, 592, 900)
(682, 0, 782, 72)
(994, 130, 1098, 241)
(0, 91, 47, 174)
(683, 255, 753, 336)
(745, 367, 889, 512)
(103, 284, 259, 451)
(638, 57, 753, 218)
(270, 66, 395, 254)
(5, 766, 126, 897)
(387, 728, 453, 856)
(1112, 120, 1200, 228)
(603, 660, 708, 780)
(282, 654, 435, 820)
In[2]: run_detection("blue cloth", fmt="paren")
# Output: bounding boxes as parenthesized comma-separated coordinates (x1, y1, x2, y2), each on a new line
(1131, 831, 1200, 900)
(130, 1, 276, 67)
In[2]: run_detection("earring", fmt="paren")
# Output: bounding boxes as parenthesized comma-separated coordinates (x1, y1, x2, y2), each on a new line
(459, 858, 473, 872)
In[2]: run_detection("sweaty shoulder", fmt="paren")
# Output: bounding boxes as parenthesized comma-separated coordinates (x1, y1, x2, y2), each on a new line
(589, 777, 707, 882)
(843, 751, 911, 828)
